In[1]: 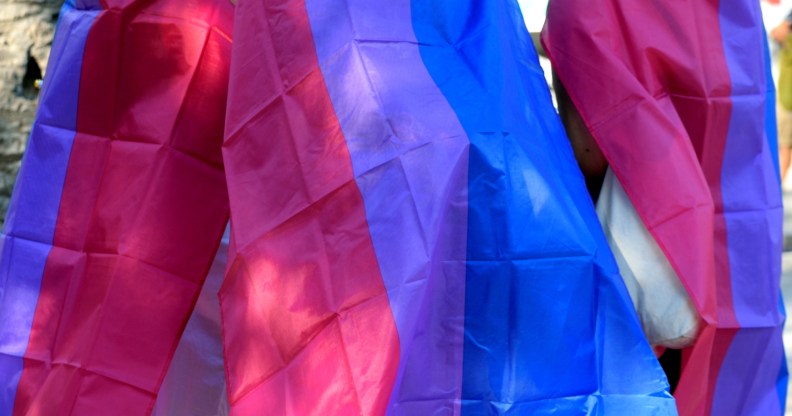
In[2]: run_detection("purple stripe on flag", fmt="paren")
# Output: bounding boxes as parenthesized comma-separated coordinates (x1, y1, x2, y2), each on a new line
(717, 3, 782, 328)
(153, 225, 229, 416)
(304, 0, 470, 411)
(713, 328, 785, 414)
(0, 5, 98, 414)
(713, 1, 785, 414)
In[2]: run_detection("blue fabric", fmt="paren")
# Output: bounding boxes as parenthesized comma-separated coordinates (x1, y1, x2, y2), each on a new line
(411, 0, 676, 413)
(764, 34, 780, 182)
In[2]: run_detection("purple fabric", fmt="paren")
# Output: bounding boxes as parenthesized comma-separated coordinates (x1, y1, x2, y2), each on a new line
(153, 226, 229, 416)
(714, 328, 785, 414)
(0, 6, 98, 414)
(717, 8, 783, 327)
(304, 0, 470, 411)
(73, 0, 101, 9)
(713, 0, 785, 414)
(0, 238, 51, 413)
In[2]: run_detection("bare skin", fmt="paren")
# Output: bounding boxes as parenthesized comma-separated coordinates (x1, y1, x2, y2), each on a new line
(553, 74, 608, 199)
(772, 20, 790, 44)
(781, 147, 791, 183)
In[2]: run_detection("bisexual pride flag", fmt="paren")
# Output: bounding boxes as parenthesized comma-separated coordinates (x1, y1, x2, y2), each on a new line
(220, 0, 673, 414)
(544, 0, 787, 414)
(0, 0, 677, 414)
(0, 0, 234, 414)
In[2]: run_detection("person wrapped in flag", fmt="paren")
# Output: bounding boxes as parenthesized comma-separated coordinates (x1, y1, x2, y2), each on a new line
(3, 0, 761, 414)
(219, 0, 673, 414)
(543, 0, 787, 415)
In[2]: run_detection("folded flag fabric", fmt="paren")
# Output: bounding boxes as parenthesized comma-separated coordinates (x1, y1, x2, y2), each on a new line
(153, 225, 230, 416)
(220, 0, 673, 414)
(543, 1, 787, 414)
(0, 0, 234, 414)
(0, 0, 677, 414)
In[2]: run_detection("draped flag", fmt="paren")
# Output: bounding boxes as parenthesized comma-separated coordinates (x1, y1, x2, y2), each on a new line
(153, 226, 230, 416)
(220, 0, 673, 414)
(0, 0, 233, 414)
(543, 1, 787, 415)
(0, 0, 679, 414)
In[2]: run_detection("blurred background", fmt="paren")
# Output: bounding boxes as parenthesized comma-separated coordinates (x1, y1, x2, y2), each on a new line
(766, 3, 792, 414)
